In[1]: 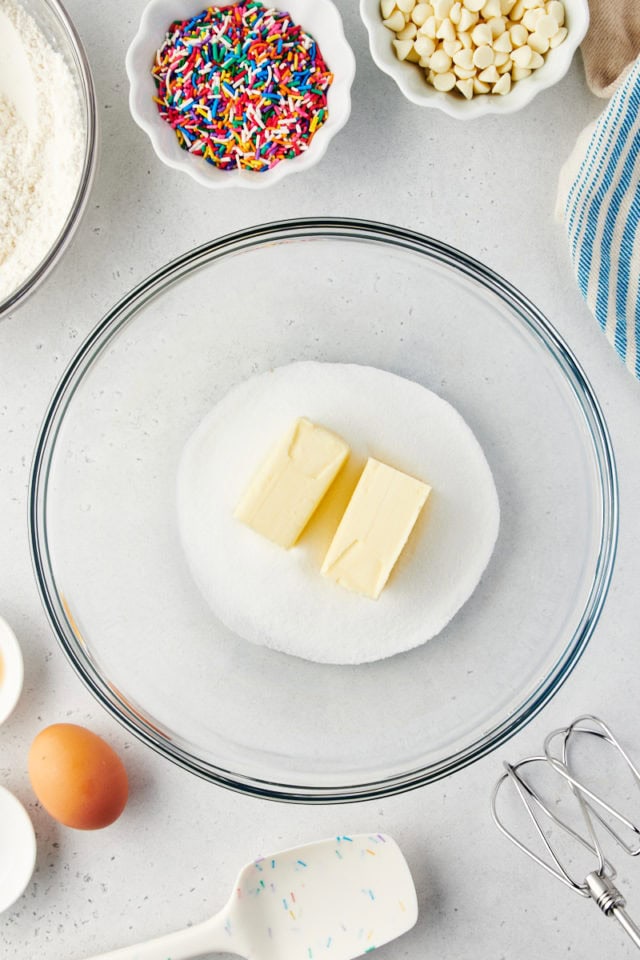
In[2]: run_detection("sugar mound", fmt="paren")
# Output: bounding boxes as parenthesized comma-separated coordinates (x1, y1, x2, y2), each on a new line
(177, 362, 500, 664)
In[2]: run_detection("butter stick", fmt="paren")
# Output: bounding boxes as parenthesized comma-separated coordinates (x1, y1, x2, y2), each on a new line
(234, 418, 350, 549)
(321, 458, 430, 599)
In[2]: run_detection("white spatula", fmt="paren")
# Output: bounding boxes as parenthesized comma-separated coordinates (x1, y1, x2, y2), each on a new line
(83, 833, 418, 960)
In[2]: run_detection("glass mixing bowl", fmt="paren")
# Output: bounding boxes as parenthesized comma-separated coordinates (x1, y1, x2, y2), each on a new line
(0, 0, 97, 318)
(29, 219, 618, 802)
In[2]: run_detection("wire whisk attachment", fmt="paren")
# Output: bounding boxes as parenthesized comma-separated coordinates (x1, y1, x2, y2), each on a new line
(492, 715, 640, 949)
(544, 715, 640, 858)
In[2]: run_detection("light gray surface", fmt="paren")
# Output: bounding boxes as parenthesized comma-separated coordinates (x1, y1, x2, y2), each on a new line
(1, 2, 640, 958)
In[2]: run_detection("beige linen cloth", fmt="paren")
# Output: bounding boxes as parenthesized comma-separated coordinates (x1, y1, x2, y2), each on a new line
(582, 0, 640, 96)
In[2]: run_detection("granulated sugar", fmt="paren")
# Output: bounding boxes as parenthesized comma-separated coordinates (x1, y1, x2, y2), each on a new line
(177, 362, 501, 664)
(0, 0, 84, 303)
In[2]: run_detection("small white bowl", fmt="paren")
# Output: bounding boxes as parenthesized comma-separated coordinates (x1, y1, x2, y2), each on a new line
(0, 786, 37, 914)
(360, 0, 589, 118)
(126, 0, 355, 188)
(0, 617, 24, 727)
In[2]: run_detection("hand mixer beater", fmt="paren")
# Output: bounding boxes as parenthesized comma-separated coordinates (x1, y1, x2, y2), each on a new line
(492, 715, 640, 949)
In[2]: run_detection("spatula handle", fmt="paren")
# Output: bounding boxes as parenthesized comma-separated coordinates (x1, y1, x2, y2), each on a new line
(81, 911, 235, 960)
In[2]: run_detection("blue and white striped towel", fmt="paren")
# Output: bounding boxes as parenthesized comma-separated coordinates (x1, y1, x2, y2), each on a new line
(557, 56, 640, 379)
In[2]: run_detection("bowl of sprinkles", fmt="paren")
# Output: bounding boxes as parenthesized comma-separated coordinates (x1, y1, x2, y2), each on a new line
(126, 0, 355, 187)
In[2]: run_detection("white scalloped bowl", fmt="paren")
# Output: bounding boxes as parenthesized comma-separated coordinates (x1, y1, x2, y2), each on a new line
(0, 618, 24, 728)
(360, 0, 589, 118)
(126, 0, 355, 189)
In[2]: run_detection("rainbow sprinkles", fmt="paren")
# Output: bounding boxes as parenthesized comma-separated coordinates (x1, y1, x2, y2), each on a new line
(152, 0, 333, 172)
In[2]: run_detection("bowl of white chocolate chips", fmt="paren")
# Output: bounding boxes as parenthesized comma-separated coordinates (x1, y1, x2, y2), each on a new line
(360, 0, 589, 115)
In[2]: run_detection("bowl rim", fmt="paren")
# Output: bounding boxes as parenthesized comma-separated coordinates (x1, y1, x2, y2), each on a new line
(125, 0, 356, 189)
(0, 617, 24, 727)
(28, 217, 618, 804)
(0, 0, 98, 318)
(0, 786, 36, 913)
(359, 0, 590, 118)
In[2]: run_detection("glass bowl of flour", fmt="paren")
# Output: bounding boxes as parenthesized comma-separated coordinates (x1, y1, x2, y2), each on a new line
(29, 219, 617, 802)
(0, 0, 97, 317)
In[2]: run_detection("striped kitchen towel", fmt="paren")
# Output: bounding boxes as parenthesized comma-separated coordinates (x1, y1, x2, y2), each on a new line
(557, 56, 640, 379)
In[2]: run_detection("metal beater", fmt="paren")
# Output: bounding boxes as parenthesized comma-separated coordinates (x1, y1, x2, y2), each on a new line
(491, 715, 640, 949)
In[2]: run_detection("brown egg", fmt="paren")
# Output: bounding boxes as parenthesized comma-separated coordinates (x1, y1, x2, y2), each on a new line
(28, 723, 128, 829)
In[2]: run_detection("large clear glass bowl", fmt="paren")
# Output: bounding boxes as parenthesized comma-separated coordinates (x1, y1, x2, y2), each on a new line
(29, 219, 618, 802)
(0, 0, 97, 318)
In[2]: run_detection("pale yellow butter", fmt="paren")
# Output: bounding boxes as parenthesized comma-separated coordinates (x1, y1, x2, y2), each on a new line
(321, 458, 431, 599)
(234, 418, 350, 549)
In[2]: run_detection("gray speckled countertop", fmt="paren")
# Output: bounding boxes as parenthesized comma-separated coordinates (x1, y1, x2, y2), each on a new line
(2, 2, 640, 958)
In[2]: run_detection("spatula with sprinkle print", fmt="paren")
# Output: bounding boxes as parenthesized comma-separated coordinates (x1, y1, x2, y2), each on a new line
(82, 833, 418, 960)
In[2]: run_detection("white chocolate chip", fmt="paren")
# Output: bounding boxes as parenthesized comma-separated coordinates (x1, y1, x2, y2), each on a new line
(536, 12, 559, 38)
(522, 7, 544, 30)
(481, 0, 501, 16)
(511, 44, 532, 66)
(497, 57, 512, 72)
(471, 22, 493, 44)
(493, 30, 512, 51)
(450, 1, 462, 23)
(473, 76, 490, 92)
(436, 17, 457, 40)
(478, 63, 499, 82)
(527, 30, 549, 53)
(380, 0, 397, 19)
(522, 0, 541, 8)
(434, 0, 453, 15)
(414, 34, 436, 56)
(458, 6, 478, 29)
(443, 37, 463, 54)
(406, 45, 421, 60)
(509, 0, 525, 20)
(472, 43, 494, 68)
(509, 23, 528, 45)
(457, 29, 473, 46)
(397, 21, 418, 38)
(411, 2, 434, 23)
(454, 63, 476, 77)
(488, 16, 506, 36)
(528, 49, 544, 68)
(393, 37, 414, 58)
(432, 69, 457, 89)
(493, 50, 510, 66)
(547, 0, 564, 25)
(456, 77, 474, 97)
(456, 78, 473, 100)
(453, 46, 475, 67)
(492, 71, 511, 93)
(383, 10, 407, 30)
(549, 25, 567, 47)
(422, 14, 438, 36)
(397, 0, 417, 11)
(463, 0, 484, 11)
(430, 48, 453, 71)
(500, 0, 516, 12)
(511, 64, 532, 80)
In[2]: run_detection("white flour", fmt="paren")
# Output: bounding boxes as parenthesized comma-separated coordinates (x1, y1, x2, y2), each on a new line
(0, 0, 84, 303)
